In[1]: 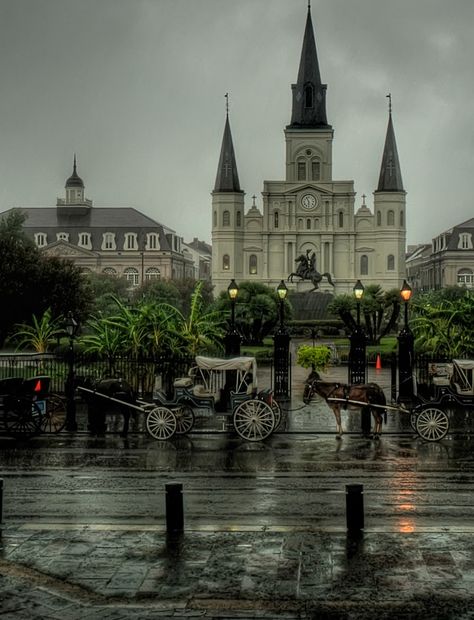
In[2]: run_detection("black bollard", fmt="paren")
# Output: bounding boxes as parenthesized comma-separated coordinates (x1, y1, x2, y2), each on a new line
(346, 483, 364, 532)
(0, 478, 3, 524)
(165, 483, 183, 534)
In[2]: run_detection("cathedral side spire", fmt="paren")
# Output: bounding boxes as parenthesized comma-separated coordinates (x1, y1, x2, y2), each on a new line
(376, 97, 404, 192)
(289, 4, 330, 128)
(214, 100, 242, 193)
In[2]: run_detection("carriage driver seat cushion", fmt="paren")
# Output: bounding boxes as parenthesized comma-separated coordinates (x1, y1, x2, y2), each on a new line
(173, 377, 193, 388)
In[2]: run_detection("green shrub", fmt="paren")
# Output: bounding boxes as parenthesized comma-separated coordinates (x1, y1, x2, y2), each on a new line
(296, 345, 332, 371)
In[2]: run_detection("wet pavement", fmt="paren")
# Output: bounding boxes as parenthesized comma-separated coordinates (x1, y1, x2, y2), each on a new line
(1, 364, 474, 618)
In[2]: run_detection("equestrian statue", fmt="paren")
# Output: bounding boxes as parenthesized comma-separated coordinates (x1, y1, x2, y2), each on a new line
(288, 250, 335, 292)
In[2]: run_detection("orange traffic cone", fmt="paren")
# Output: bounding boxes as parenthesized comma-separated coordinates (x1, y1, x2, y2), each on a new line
(375, 353, 382, 371)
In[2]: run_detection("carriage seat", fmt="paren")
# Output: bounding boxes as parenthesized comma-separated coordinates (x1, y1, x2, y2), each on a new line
(173, 376, 193, 388)
(192, 384, 213, 397)
(452, 382, 471, 395)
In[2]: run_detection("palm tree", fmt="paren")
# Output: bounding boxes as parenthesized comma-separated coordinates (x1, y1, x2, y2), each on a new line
(13, 308, 63, 353)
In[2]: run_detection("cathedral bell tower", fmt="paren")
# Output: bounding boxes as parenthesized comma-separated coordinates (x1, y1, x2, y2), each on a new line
(373, 96, 406, 287)
(211, 100, 245, 292)
(285, 4, 333, 184)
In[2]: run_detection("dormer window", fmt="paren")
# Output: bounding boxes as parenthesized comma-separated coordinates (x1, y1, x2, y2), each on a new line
(124, 233, 138, 250)
(56, 232, 69, 242)
(35, 233, 47, 247)
(102, 232, 116, 250)
(146, 233, 160, 250)
(78, 232, 92, 249)
(458, 233, 473, 250)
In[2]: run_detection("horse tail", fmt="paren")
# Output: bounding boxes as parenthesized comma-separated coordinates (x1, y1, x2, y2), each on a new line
(323, 272, 335, 287)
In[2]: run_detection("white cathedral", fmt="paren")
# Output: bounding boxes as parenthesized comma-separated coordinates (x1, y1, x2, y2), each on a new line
(211, 5, 406, 297)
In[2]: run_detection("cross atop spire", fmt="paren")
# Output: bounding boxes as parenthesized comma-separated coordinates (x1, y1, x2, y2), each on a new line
(386, 93, 392, 115)
(225, 92, 229, 116)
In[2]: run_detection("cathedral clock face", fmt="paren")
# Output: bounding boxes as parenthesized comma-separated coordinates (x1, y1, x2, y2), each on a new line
(301, 193, 317, 211)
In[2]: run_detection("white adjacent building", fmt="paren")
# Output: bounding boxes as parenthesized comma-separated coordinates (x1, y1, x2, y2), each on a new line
(211, 6, 406, 296)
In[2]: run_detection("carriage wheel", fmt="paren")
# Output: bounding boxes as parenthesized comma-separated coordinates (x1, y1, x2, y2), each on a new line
(174, 405, 195, 435)
(4, 397, 42, 438)
(39, 394, 67, 433)
(145, 406, 177, 440)
(271, 399, 283, 431)
(233, 399, 275, 442)
(415, 407, 449, 442)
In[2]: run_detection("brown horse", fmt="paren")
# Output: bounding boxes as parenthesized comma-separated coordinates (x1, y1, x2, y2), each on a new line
(303, 371, 386, 438)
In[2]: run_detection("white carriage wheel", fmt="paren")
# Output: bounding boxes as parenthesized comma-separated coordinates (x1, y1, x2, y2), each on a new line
(146, 406, 177, 441)
(415, 407, 449, 442)
(174, 405, 195, 435)
(233, 399, 275, 442)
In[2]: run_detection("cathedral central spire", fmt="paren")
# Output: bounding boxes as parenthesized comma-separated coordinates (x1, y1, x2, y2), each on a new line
(289, 4, 330, 128)
(376, 96, 404, 192)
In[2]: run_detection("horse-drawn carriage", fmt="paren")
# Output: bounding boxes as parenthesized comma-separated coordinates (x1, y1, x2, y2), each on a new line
(78, 356, 281, 442)
(0, 376, 66, 437)
(303, 359, 474, 442)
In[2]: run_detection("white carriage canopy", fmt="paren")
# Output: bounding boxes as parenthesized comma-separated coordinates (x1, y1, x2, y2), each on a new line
(195, 356, 258, 391)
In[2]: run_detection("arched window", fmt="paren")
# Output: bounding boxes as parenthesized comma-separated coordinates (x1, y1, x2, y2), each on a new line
(236, 211, 241, 227)
(360, 255, 368, 276)
(213, 210, 217, 227)
(102, 267, 117, 276)
(457, 268, 474, 287)
(377, 211, 381, 226)
(123, 267, 139, 286)
(223, 210, 230, 226)
(387, 254, 395, 271)
(249, 254, 257, 275)
(304, 83, 314, 108)
(400, 211, 404, 227)
(298, 218, 303, 229)
(145, 267, 161, 280)
(314, 218, 320, 229)
(223, 254, 230, 270)
(338, 211, 344, 228)
(387, 210, 395, 225)
(56, 232, 69, 242)
(297, 159, 306, 181)
(306, 219, 311, 230)
(311, 159, 320, 181)
(274, 212, 279, 228)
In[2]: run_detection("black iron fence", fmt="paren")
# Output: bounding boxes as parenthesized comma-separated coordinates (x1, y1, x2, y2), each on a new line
(0, 352, 194, 398)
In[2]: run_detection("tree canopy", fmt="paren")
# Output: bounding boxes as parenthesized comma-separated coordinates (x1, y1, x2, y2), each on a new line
(0, 210, 93, 346)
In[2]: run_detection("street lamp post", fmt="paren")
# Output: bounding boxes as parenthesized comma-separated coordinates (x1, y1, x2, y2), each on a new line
(65, 311, 79, 432)
(273, 280, 290, 400)
(349, 280, 367, 385)
(398, 279, 414, 403)
(349, 280, 369, 434)
(225, 279, 241, 356)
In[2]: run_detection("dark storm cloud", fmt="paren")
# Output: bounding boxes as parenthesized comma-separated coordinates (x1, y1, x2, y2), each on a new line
(0, 0, 473, 245)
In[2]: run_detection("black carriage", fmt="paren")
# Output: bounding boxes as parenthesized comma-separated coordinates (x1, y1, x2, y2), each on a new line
(410, 359, 474, 442)
(0, 376, 67, 437)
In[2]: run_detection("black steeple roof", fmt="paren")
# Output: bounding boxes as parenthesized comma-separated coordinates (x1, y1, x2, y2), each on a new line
(288, 5, 330, 129)
(214, 112, 242, 193)
(65, 155, 84, 188)
(376, 106, 404, 192)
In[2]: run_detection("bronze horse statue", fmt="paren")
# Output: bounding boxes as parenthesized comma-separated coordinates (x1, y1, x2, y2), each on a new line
(303, 370, 386, 438)
(288, 250, 335, 291)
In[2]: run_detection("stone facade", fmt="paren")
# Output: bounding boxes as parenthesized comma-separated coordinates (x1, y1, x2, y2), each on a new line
(1, 158, 196, 287)
(212, 7, 406, 297)
(406, 218, 474, 291)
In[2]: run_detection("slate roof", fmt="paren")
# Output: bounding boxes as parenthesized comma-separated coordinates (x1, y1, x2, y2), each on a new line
(376, 113, 404, 192)
(214, 114, 242, 193)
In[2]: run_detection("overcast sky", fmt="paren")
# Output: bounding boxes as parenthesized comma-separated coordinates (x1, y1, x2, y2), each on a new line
(1, 0, 473, 246)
